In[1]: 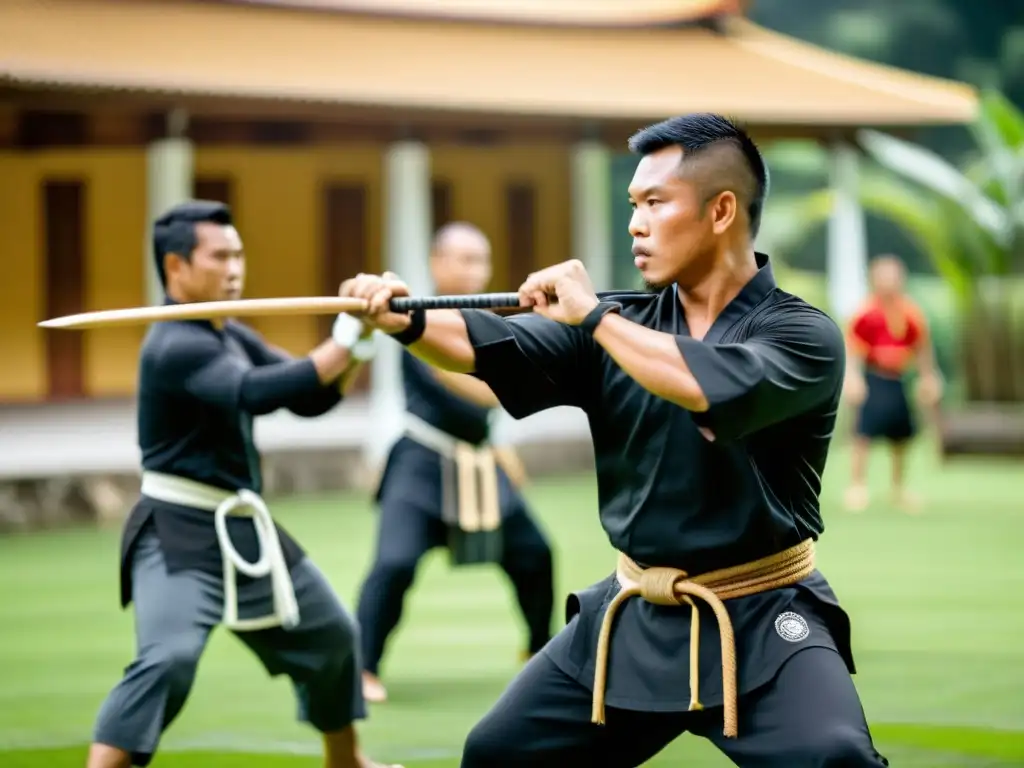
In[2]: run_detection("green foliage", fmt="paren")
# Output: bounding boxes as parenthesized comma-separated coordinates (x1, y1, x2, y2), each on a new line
(762, 90, 1024, 404)
(856, 91, 1024, 402)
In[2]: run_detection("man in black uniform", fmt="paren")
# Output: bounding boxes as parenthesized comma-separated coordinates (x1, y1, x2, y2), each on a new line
(355, 222, 555, 705)
(87, 201, 399, 768)
(342, 114, 888, 766)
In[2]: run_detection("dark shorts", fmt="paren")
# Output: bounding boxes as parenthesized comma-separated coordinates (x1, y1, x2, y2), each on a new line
(856, 370, 915, 442)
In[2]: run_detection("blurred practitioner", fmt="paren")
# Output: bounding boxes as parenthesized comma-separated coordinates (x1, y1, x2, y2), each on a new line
(843, 254, 943, 512)
(354, 222, 555, 704)
(87, 201, 399, 768)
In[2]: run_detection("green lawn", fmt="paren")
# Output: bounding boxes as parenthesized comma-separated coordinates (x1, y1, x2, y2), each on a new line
(1, 439, 1022, 767)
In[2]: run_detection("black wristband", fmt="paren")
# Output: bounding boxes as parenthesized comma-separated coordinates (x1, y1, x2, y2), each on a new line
(388, 307, 426, 345)
(579, 301, 622, 335)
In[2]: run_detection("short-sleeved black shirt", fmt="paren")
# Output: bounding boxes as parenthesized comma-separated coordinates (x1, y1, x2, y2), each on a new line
(458, 253, 855, 711)
(117, 313, 343, 607)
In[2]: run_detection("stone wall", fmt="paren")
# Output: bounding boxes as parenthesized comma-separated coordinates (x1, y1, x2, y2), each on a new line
(0, 437, 596, 533)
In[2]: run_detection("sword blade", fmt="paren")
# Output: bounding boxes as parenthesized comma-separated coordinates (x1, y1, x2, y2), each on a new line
(38, 293, 526, 330)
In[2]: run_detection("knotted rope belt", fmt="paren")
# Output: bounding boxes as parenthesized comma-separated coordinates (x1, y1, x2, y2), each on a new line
(592, 538, 816, 738)
(403, 412, 500, 532)
(140, 471, 300, 632)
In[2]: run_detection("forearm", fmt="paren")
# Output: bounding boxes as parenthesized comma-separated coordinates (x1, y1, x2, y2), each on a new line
(494, 445, 529, 487)
(915, 336, 939, 377)
(843, 354, 860, 380)
(432, 368, 501, 408)
(592, 313, 708, 411)
(405, 309, 477, 373)
(287, 341, 369, 417)
(237, 339, 357, 417)
(309, 339, 357, 384)
(844, 345, 864, 377)
(337, 361, 366, 395)
(239, 358, 329, 415)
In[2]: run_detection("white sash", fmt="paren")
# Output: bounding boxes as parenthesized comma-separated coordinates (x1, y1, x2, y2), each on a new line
(140, 471, 300, 632)
(403, 412, 473, 458)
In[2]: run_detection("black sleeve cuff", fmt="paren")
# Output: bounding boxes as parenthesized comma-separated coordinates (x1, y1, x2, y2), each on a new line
(675, 336, 764, 435)
(460, 309, 562, 419)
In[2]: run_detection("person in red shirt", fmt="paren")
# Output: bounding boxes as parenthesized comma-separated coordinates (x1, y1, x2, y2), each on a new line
(843, 255, 942, 512)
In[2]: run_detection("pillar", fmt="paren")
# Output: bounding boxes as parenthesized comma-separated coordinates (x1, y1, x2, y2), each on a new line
(366, 140, 433, 465)
(826, 141, 869, 322)
(144, 109, 193, 306)
(571, 140, 614, 291)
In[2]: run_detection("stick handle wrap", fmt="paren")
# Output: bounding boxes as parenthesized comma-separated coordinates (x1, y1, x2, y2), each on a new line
(389, 293, 523, 311)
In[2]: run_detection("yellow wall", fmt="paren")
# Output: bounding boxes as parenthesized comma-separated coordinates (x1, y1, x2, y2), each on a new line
(195, 144, 386, 355)
(0, 152, 44, 400)
(432, 142, 572, 287)
(0, 148, 147, 401)
(0, 141, 571, 402)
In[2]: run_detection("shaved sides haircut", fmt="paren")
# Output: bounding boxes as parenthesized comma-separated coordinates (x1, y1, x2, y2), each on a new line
(628, 114, 769, 237)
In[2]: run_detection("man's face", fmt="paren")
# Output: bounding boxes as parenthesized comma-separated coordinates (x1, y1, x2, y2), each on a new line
(871, 259, 905, 299)
(430, 231, 492, 295)
(168, 222, 245, 302)
(627, 145, 717, 290)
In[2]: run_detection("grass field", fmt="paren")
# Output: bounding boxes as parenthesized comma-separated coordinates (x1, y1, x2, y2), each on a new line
(1, 439, 1022, 767)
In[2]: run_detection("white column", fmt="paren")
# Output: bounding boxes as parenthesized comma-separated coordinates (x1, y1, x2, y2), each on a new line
(571, 140, 614, 291)
(826, 141, 869, 322)
(366, 141, 433, 466)
(144, 109, 193, 306)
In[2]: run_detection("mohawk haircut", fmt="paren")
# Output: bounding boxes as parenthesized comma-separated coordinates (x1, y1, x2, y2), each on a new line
(627, 113, 769, 238)
(151, 200, 233, 287)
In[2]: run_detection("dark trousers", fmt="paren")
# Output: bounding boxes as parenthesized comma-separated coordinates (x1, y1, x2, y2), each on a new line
(462, 648, 888, 767)
(95, 530, 364, 767)
(355, 498, 555, 675)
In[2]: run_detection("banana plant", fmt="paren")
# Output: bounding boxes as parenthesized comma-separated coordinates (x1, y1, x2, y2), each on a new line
(760, 90, 1024, 402)
(855, 90, 1024, 402)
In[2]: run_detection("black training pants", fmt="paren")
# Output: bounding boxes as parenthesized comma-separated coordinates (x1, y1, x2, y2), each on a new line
(355, 498, 555, 675)
(461, 647, 888, 767)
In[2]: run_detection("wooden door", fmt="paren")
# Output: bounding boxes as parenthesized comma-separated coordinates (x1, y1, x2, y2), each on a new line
(42, 179, 86, 400)
(321, 182, 370, 393)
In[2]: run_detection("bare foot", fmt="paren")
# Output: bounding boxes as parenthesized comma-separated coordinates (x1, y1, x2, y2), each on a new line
(892, 489, 922, 514)
(362, 671, 388, 704)
(843, 484, 869, 513)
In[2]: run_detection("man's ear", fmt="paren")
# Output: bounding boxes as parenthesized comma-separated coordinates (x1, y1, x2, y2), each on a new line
(710, 191, 738, 235)
(163, 252, 187, 281)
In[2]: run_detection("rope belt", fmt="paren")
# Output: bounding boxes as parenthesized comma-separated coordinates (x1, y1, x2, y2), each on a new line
(403, 413, 500, 532)
(140, 471, 300, 632)
(592, 538, 816, 738)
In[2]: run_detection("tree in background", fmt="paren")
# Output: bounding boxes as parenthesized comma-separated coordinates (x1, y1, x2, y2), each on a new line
(760, 91, 1024, 422)
(855, 91, 1024, 405)
(749, 0, 1024, 276)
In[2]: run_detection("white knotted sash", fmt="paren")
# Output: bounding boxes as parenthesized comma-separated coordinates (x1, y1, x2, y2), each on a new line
(140, 471, 300, 631)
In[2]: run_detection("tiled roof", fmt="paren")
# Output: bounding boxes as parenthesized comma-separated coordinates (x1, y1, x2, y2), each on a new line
(0, 0, 977, 125)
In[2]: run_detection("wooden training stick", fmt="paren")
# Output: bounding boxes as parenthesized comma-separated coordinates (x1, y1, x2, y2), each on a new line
(37, 293, 525, 330)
